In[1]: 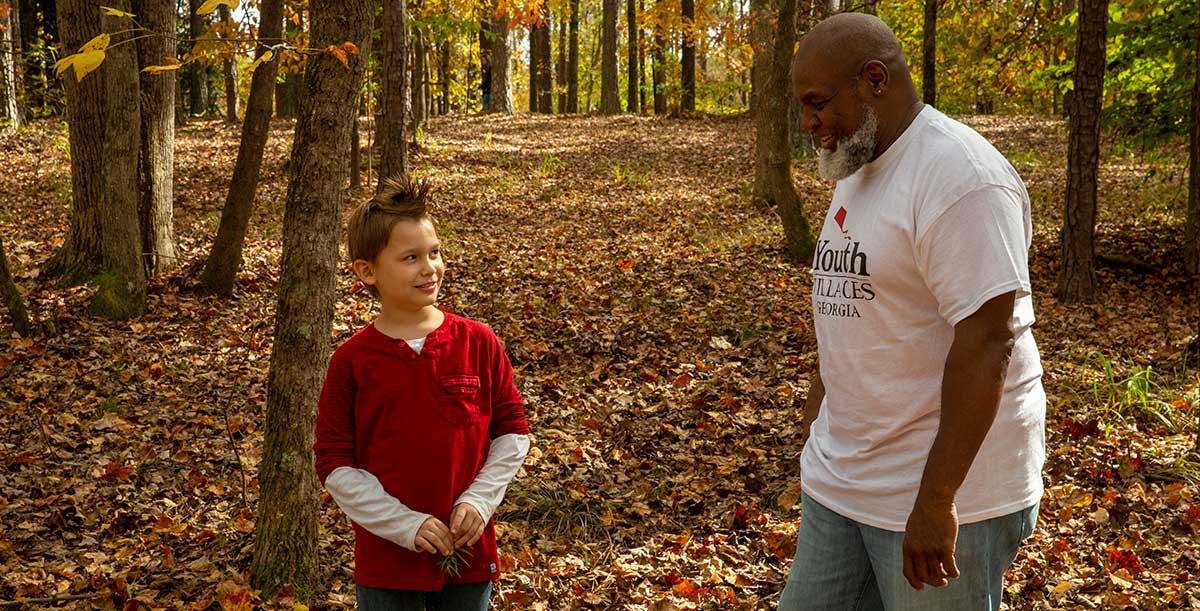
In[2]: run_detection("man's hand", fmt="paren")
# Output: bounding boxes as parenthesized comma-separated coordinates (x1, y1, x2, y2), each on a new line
(415, 516, 454, 556)
(449, 503, 486, 548)
(902, 497, 960, 591)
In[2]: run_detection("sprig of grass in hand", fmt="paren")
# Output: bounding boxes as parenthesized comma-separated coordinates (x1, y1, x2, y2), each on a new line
(437, 547, 474, 577)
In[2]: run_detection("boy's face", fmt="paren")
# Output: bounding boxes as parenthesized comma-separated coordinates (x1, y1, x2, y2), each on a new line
(353, 218, 445, 313)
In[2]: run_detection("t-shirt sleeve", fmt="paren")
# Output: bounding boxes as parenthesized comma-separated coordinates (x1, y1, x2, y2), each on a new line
(485, 330, 530, 438)
(915, 184, 1032, 326)
(314, 348, 358, 486)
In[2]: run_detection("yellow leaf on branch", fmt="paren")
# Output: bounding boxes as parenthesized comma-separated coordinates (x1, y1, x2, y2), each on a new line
(54, 49, 107, 81)
(196, 0, 238, 15)
(142, 56, 182, 74)
(246, 49, 273, 74)
(100, 6, 135, 17)
(80, 33, 111, 53)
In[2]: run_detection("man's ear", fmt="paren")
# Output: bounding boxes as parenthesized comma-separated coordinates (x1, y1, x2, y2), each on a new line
(862, 60, 889, 95)
(352, 259, 377, 285)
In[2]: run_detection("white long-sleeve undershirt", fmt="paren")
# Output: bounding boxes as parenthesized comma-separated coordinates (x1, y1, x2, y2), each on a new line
(324, 433, 530, 551)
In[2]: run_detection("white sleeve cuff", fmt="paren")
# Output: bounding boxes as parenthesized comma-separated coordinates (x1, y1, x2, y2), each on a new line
(324, 466, 431, 551)
(454, 434, 530, 522)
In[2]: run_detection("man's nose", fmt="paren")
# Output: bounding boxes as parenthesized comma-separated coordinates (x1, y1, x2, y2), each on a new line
(801, 108, 820, 133)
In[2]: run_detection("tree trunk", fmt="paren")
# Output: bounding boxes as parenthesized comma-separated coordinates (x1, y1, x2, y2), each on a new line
(219, 4, 239, 123)
(600, 0, 619, 113)
(528, 21, 539, 111)
(749, 0, 770, 116)
(439, 39, 450, 114)
(489, 2, 513, 114)
(411, 29, 428, 134)
(198, 0, 284, 296)
(18, 0, 39, 113)
(535, 4, 552, 113)
(92, 2, 146, 319)
(187, 0, 208, 116)
(626, 0, 639, 113)
(652, 16, 665, 114)
(556, 13, 566, 112)
(567, 0, 578, 112)
(586, 11, 600, 110)
(921, 0, 937, 106)
(47, 0, 104, 282)
(133, 0, 178, 278)
(753, 0, 814, 262)
(681, 0, 696, 112)
(1, 1, 24, 131)
(1057, 0, 1107, 304)
(250, 0, 371, 601)
(0, 235, 33, 337)
(378, 0, 408, 187)
(1186, 9, 1200, 275)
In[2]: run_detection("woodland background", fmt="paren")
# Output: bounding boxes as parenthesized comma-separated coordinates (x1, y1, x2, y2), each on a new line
(1, 0, 1199, 609)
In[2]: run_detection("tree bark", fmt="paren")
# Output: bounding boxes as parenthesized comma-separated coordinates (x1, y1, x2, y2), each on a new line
(753, 0, 814, 262)
(681, 0, 696, 112)
(438, 39, 450, 114)
(535, 4, 552, 113)
(489, 1, 513, 114)
(567, 0, 578, 112)
(1186, 7, 1200, 275)
(198, 0, 284, 296)
(651, 14, 665, 114)
(1057, 0, 1107, 304)
(47, 0, 104, 282)
(600, 0, 619, 113)
(556, 12, 566, 112)
(922, 0, 937, 106)
(92, 2, 146, 319)
(411, 28, 428, 134)
(133, 0, 178, 278)
(219, 4, 239, 123)
(250, 0, 371, 601)
(626, 0, 639, 113)
(378, 0, 408, 187)
(0, 235, 33, 337)
(1, 1, 24, 131)
(187, 0, 208, 115)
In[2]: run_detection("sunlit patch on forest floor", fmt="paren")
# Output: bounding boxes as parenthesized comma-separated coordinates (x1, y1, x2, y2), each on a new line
(1, 112, 1197, 610)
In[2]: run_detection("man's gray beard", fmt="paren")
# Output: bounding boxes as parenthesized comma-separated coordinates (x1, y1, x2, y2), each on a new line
(817, 106, 879, 181)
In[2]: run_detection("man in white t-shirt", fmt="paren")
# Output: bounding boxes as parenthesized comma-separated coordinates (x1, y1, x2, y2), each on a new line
(776, 13, 1045, 611)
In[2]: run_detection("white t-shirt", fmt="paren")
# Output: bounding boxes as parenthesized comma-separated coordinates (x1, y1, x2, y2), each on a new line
(801, 105, 1046, 531)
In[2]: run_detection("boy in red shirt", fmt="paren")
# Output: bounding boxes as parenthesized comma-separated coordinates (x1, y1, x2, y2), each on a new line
(314, 176, 531, 610)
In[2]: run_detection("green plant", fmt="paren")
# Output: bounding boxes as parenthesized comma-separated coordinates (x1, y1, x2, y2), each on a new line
(1079, 352, 1193, 434)
(436, 546, 474, 577)
(538, 153, 561, 176)
(500, 482, 606, 540)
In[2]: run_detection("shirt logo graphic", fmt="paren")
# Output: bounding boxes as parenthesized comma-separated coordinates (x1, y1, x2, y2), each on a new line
(834, 206, 852, 241)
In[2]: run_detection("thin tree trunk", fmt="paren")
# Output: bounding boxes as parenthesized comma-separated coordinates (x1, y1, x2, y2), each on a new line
(351, 111, 361, 190)
(93, 2, 146, 319)
(529, 20, 539, 111)
(198, 0, 284, 296)
(652, 16, 665, 114)
(626, 0, 639, 113)
(134, 0, 178, 277)
(411, 29, 428, 134)
(749, 0, 770, 117)
(567, 0, 579, 112)
(18, 0, 39, 113)
(600, 0, 620, 113)
(681, 0, 695, 112)
(1, 1, 24, 131)
(1186, 9, 1200, 275)
(489, 1, 513, 114)
(250, 0, 371, 601)
(586, 11, 600, 110)
(187, 0, 208, 115)
(556, 12, 567, 112)
(536, 4, 552, 113)
(439, 39, 450, 114)
(219, 4, 239, 123)
(0, 235, 34, 337)
(753, 0, 813, 261)
(1057, 0, 1107, 304)
(47, 0, 104, 282)
(379, 0, 408, 186)
(638, 0, 646, 111)
(922, 0, 937, 106)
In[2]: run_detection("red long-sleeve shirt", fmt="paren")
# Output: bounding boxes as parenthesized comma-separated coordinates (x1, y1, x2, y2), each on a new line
(314, 313, 529, 590)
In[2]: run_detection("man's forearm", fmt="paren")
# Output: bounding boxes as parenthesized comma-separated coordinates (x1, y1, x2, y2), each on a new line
(803, 372, 825, 440)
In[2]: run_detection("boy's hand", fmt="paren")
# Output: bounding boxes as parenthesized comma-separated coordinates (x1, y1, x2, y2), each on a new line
(415, 517, 454, 556)
(449, 503, 485, 548)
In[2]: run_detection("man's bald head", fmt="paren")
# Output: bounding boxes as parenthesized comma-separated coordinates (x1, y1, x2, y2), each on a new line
(793, 13, 909, 82)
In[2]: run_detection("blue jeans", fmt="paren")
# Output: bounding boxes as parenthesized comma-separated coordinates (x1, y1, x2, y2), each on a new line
(356, 582, 492, 611)
(777, 492, 1037, 611)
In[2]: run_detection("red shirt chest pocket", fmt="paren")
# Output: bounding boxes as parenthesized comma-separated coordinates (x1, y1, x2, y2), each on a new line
(439, 374, 483, 426)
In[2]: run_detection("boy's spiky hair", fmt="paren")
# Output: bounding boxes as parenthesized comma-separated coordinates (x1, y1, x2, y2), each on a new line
(346, 175, 434, 265)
